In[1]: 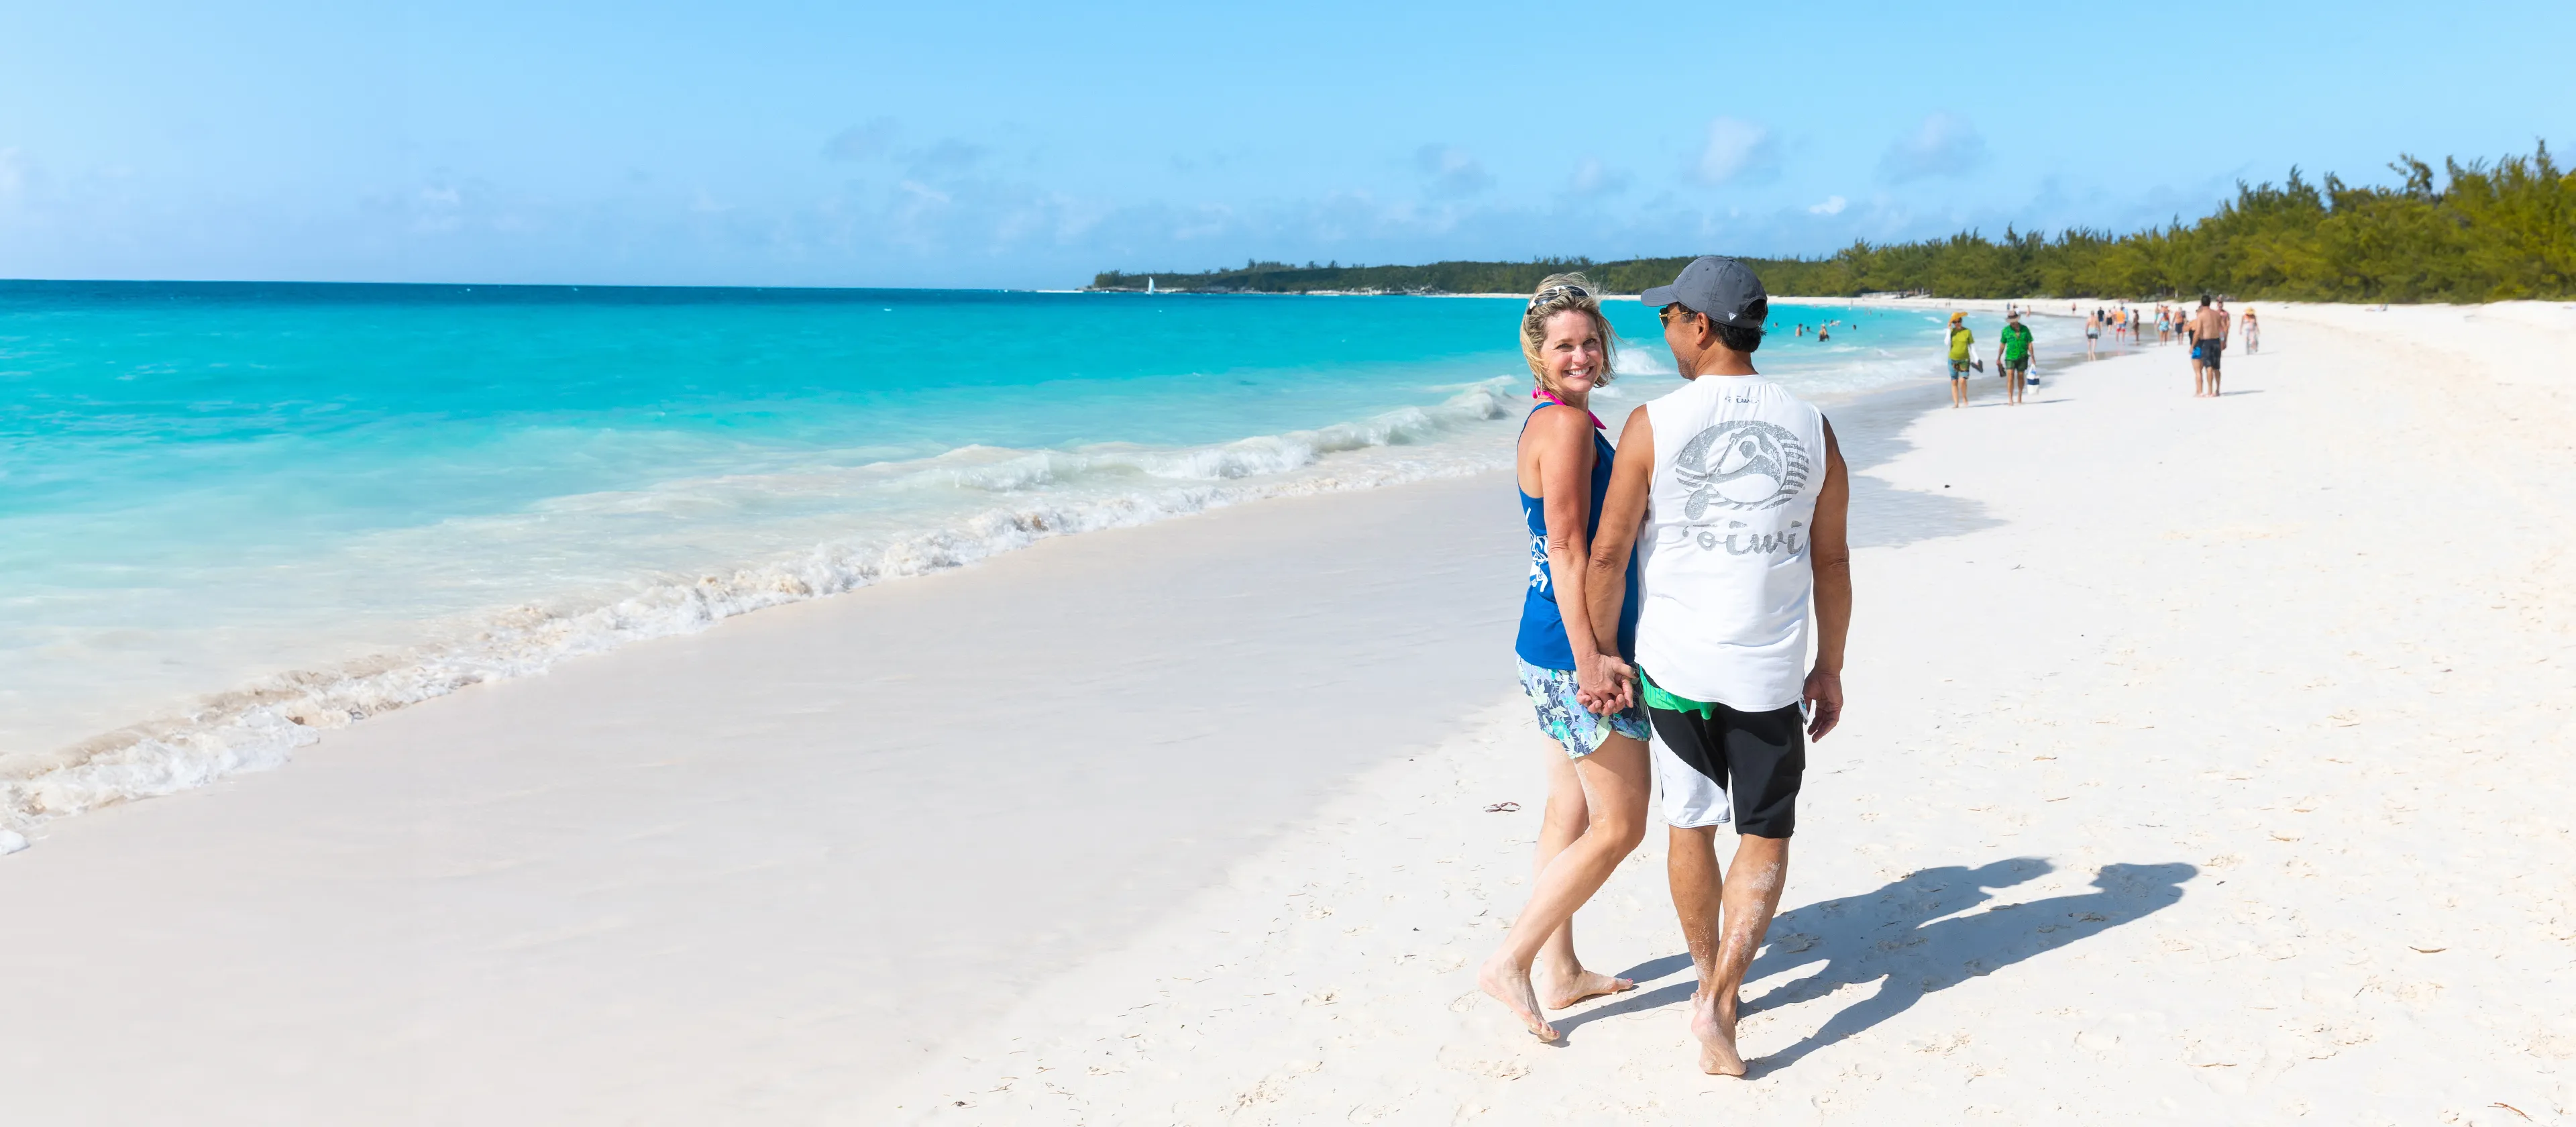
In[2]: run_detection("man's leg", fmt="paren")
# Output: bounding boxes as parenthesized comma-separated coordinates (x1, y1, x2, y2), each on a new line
(1670, 828, 1791, 1075)
(1529, 737, 1631, 1009)
(2208, 353, 2222, 394)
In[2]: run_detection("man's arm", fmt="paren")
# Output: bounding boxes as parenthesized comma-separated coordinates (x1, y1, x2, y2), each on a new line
(1805, 417, 1852, 740)
(1585, 407, 1656, 692)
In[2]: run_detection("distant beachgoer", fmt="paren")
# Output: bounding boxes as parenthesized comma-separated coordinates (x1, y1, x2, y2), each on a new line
(2208, 299, 2232, 394)
(2190, 294, 2227, 396)
(1946, 312, 1975, 407)
(1477, 273, 1651, 1042)
(1815, 326, 1830, 342)
(2084, 311, 2101, 360)
(1589, 254, 1852, 1077)
(2243, 308, 2260, 353)
(1998, 310, 2035, 405)
(2157, 306, 2171, 344)
(2183, 301, 2203, 387)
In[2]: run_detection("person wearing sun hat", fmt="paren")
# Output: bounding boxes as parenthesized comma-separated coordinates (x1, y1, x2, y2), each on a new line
(1945, 312, 1976, 407)
(1997, 309, 2035, 405)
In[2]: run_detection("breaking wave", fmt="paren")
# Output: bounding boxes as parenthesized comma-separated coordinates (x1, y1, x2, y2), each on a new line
(0, 381, 1517, 838)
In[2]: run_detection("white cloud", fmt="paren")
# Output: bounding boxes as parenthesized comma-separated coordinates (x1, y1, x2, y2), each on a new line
(1413, 144, 1495, 197)
(1565, 156, 1630, 199)
(1807, 195, 1848, 215)
(1880, 113, 1990, 182)
(1695, 117, 1781, 186)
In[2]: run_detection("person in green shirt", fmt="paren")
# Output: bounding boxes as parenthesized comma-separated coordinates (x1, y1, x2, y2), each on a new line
(1945, 313, 1975, 408)
(1996, 311, 2036, 405)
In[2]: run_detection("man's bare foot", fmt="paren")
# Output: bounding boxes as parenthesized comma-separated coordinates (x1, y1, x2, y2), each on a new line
(1689, 992, 1747, 1076)
(1540, 969, 1635, 1010)
(1477, 955, 1560, 1041)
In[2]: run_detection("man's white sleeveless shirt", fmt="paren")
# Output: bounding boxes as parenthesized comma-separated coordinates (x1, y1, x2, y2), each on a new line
(1634, 373, 1828, 711)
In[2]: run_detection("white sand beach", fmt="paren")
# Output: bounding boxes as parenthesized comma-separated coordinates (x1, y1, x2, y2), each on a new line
(5, 302, 2573, 1124)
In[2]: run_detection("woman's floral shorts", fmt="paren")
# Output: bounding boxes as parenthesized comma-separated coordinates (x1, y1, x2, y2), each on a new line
(1517, 658, 1650, 759)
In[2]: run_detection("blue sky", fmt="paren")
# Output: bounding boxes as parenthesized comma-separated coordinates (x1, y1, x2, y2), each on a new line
(3, 0, 2570, 288)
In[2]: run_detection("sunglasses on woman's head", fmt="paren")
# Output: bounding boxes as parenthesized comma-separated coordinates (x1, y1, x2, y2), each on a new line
(1528, 284, 1589, 308)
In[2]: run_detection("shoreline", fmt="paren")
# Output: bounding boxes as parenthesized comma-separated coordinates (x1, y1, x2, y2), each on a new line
(3, 305, 2030, 846)
(0, 378, 1529, 843)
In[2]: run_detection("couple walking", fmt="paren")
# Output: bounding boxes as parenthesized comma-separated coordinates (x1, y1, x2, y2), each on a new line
(1481, 256, 1853, 1076)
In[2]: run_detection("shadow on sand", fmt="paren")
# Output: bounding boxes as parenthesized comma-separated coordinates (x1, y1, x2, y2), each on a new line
(1564, 859, 2196, 1072)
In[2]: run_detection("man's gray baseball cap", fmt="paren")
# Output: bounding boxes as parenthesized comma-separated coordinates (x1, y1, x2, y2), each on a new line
(1639, 255, 1768, 329)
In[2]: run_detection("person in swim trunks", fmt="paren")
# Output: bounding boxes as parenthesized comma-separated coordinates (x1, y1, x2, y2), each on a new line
(1477, 273, 1652, 1043)
(2191, 294, 2227, 396)
(1588, 256, 1855, 1077)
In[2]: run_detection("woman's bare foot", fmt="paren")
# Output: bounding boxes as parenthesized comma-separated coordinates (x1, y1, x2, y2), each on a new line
(1477, 955, 1560, 1041)
(1540, 969, 1634, 1010)
(1689, 992, 1748, 1076)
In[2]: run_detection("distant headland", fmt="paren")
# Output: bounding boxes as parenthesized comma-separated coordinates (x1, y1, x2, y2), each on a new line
(1093, 145, 2573, 303)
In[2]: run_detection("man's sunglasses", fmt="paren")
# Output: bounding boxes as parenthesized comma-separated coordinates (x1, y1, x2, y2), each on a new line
(1658, 304, 1705, 325)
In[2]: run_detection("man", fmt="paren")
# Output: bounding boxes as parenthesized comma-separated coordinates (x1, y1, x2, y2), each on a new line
(2191, 294, 2229, 396)
(1996, 309, 2035, 405)
(1585, 256, 1853, 1077)
(1944, 311, 1974, 407)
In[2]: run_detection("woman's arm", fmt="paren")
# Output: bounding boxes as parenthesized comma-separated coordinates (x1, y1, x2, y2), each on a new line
(1531, 405, 1617, 708)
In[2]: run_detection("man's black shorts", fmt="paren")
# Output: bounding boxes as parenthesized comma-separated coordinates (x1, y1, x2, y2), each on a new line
(1647, 699, 1806, 837)
(2202, 344, 2222, 370)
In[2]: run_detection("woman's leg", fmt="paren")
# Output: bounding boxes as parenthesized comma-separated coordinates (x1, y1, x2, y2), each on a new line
(1479, 733, 1653, 1039)
(1529, 740, 1633, 1009)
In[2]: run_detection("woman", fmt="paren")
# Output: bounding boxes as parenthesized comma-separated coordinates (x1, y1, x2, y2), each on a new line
(2243, 308, 2261, 353)
(1477, 274, 1651, 1042)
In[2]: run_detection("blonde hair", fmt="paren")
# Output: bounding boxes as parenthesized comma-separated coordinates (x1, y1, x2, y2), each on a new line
(1519, 272, 1619, 392)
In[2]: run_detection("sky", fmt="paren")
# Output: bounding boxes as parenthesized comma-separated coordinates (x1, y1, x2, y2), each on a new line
(3, 0, 2571, 289)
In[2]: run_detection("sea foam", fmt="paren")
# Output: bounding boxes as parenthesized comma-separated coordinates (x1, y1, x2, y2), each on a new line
(0, 381, 1516, 839)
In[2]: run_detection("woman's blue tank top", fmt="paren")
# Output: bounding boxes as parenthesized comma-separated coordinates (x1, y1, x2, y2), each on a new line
(1514, 405, 1641, 669)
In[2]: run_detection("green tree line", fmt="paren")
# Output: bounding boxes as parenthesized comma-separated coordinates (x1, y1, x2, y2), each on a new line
(1092, 144, 2574, 303)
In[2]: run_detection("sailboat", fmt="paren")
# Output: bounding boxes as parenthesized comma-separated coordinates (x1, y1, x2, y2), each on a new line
(1146, 276, 1157, 294)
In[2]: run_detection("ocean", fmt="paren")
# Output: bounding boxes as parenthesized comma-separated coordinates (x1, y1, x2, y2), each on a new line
(0, 280, 2050, 829)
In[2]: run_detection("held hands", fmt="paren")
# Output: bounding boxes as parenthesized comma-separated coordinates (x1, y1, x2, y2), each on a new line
(1576, 653, 1640, 716)
(1803, 667, 1843, 740)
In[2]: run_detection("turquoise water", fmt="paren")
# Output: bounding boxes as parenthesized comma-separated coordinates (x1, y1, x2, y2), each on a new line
(0, 281, 2029, 827)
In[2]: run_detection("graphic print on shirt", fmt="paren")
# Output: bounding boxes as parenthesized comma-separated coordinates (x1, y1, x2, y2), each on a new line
(1673, 420, 1813, 518)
